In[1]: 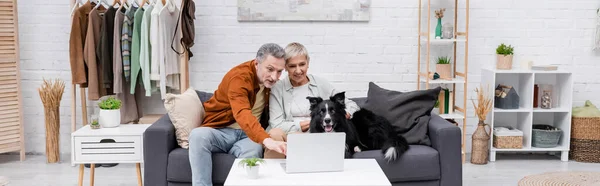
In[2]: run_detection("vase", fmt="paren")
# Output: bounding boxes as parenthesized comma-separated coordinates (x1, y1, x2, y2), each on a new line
(471, 120, 491, 165)
(496, 54, 513, 70)
(99, 109, 121, 128)
(442, 23, 453, 39)
(245, 166, 259, 179)
(436, 63, 451, 79)
(435, 18, 442, 39)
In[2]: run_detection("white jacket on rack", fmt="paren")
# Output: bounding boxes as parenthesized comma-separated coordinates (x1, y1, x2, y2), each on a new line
(159, 0, 182, 99)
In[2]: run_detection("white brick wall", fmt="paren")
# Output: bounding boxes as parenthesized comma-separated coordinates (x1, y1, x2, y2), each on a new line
(14, 0, 600, 155)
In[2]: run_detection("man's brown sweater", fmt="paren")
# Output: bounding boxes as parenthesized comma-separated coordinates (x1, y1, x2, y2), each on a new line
(201, 59, 270, 144)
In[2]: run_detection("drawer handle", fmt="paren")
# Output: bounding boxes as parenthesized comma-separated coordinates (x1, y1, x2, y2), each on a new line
(81, 138, 135, 144)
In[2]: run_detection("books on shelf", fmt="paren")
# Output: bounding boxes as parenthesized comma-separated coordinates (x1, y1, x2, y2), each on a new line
(438, 88, 454, 114)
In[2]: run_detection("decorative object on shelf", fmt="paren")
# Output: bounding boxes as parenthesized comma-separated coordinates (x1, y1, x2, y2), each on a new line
(494, 84, 520, 109)
(532, 124, 562, 148)
(434, 8, 445, 39)
(520, 60, 533, 70)
(239, 158, 266, 179)
(539, 84, 553, 109)
(90, 115, 100, 129)
(435, 56, 451, 79)
(534, 84, 539, 108)
(493, 127, 524, 149)
(38, 78, 65, 163)
(495, 43, 514, 70)
(438, 88, 453, 114)
(98, 96, 122, 128)
(442, 23, 453, 39)
(531, 65, 558, 71)
(570, 100, 600, 163)
(470, 84, 493, 165)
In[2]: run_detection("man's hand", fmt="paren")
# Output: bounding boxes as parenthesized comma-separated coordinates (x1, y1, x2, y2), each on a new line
(346, 112, 351, 119)
(263, 138, 287, 155)
(300, 120, 310, 132)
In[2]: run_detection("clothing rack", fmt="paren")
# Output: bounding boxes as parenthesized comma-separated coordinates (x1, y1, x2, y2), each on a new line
(69, 0, 190, 133)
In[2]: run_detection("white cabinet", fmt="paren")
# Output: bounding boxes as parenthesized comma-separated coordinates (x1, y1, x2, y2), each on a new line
(481, 68, 573, 161)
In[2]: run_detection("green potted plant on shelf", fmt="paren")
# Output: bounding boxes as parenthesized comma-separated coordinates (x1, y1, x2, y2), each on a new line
(435, 56, 452, 79)
(238, 158, 266, 179)
(496, 43, 514, 70)
(97, 96, 122, 128)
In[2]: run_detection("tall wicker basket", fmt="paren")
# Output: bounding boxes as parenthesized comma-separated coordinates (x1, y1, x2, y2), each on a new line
(570, 117, 600, 163)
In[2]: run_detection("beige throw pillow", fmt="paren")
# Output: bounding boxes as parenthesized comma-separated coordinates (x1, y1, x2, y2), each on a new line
(164, 87, 204, 149)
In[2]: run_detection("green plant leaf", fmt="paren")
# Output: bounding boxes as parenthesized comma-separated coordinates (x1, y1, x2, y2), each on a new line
(238, 158, 266, 167)
(436, 56, 451, 64)
(496, 43, 514, 55)
(98, 96, 122, 110)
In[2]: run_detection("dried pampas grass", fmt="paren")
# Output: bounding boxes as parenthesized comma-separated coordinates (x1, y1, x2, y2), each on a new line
(38, 78, 65, 163)
(435, 8, 446, 19)
(472, 84, 493, 122)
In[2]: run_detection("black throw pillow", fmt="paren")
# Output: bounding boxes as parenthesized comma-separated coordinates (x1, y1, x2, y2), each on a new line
(363, 82, 441, 146)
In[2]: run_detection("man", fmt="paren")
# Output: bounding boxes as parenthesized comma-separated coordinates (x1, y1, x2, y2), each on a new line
(189, 43, 288, 186)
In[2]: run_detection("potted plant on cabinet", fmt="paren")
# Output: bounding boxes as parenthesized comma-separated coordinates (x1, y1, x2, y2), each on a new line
(496, 43, 514, 70)
(97, 96, 122, 128)
(435, 56, 452, 80)
(238, 158, 266, 179)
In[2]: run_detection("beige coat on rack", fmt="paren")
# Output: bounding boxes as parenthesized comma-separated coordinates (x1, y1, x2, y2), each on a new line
(69, 0, 190, 133)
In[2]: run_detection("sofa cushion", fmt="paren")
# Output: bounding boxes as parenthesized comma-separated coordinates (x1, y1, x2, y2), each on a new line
(195, 90, 214, 103)
(363, 82, 441, 146)
(352, 145, 440, 183)
(167, 148, 236, 184)
(165, 87, 205, 149)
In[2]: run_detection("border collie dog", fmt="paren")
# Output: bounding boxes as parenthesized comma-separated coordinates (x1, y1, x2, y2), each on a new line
(306, 92, 409, 162)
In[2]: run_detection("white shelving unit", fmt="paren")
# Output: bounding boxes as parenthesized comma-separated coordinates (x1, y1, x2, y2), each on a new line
(481, 68, 573, 161)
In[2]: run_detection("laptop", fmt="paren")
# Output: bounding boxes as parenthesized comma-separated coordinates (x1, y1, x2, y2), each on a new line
(281, 132, 346, 173)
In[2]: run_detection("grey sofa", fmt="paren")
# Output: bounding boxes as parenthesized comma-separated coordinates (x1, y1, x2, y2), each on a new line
(143, 91, 462, 186)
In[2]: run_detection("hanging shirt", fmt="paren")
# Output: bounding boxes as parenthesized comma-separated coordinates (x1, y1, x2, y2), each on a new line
(113, 5, 126, 94)
(122, 6, 138, 82)
(139, 4, 154, 97)
(69, 1, 94, 87)
(99, 6, 117, 95)
(149, 0, 164, 83)
(159, 0, 183, 98)
(130, 7, 145, 94)
(83, 5, 107, 100)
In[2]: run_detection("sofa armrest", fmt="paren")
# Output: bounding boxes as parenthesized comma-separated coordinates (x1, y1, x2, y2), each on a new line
(143, 114, 178, 186)
(428, 114, 462, 186)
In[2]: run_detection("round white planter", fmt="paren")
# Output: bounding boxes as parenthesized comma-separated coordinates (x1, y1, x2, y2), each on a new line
(245, 166, 259, 179)
(98, 109, 120, 128)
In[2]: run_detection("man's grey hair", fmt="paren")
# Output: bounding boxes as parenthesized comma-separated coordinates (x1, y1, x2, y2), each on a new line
(256, 43, 285, 63)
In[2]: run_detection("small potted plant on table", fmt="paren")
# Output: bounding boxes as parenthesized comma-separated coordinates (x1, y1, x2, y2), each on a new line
(238, 158, 266, 179)
(98, 96, 122, 128)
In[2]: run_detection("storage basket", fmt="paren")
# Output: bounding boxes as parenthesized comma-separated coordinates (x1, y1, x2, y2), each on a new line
(494, 84, 520, 109)
(570, 117, 600, 163)
(532, 124, 562, 148)
(493, 127, 523, 149)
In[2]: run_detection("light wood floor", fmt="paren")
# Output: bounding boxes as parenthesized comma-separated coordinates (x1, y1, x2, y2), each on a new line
(1, 153, 599, 186)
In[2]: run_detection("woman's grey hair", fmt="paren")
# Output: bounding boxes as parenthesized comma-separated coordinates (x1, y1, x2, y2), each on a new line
(284, 42, 310, 63)
(256, 43, 285, 64)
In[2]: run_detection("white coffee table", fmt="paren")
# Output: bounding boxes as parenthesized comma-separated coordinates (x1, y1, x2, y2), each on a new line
(224, 159, 391, 186)
(71, 124, 150, 186)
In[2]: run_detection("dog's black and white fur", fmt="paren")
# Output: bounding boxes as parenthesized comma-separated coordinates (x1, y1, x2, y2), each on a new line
(306, 92, 409, 162)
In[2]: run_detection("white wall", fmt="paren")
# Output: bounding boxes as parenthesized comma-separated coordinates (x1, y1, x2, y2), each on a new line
(14, 0, 600, 155)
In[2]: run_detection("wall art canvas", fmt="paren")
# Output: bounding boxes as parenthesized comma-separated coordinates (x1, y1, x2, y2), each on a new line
(238, 0, 371, 21)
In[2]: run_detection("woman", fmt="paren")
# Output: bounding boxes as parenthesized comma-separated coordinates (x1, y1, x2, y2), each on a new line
(265, 42, 360, 158)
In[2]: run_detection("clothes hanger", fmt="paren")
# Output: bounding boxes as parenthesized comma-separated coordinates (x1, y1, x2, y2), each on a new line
(70, 0, 82, 16)
(111, 0, 120, 7)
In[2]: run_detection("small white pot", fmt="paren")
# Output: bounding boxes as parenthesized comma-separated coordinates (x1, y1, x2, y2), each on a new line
(245, 166, 259, 179)
(99, 109, 120, 128)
